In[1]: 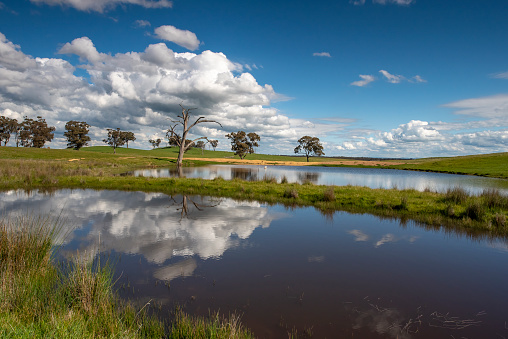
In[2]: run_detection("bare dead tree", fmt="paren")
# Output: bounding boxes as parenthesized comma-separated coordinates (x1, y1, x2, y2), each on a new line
(168, 195, 222, 220)
(167, 104, 222, 173)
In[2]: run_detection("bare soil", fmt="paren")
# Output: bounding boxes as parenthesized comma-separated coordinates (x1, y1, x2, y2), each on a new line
(185, 157, 407, 167)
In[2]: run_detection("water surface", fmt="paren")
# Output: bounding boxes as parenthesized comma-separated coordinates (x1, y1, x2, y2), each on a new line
(134, 164, 508, 195)
(2, 189, 508, 338)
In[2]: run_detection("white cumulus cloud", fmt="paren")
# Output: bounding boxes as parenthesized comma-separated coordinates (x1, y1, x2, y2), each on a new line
(154, 25, 200, 51)
(0, 32, 347, 153)
(58, 36, 105, 63)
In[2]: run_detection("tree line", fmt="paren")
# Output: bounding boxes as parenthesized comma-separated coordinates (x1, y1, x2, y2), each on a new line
(1, 109, 325, 162)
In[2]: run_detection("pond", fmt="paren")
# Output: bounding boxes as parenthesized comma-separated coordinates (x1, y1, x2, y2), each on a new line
(2, 189, 508, 338)
(133, 164, 508, 195)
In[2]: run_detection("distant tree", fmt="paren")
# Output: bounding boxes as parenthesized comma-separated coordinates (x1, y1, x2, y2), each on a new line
(64, 120, 91, 150)
(209, 139, 218, 151)
(195, 140, 206, 155)
(294, 136, 325, 162)
(166, 104, 222, 172)
(166, 129, 181, 147)
(149, 138, 162, 149)
(225, 131, 260, 160)
(0, 116, 18, 146)
(19, 116, 55, 148)
(103, 128, 125, 154)
(183, 139, 194, 153)
(120, 131, 136, 148)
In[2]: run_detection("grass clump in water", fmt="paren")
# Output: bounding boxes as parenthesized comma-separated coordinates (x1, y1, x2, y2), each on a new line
(445, 187, 469, 204)
(323, 187, 336, 202)
(169, 309, 254, 339)
(283, 188, 299, 199)
(481, 188, 508, 209)
(0, 214, 163, 338)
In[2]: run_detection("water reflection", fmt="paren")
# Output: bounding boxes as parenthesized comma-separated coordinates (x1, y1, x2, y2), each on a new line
(0, 189, 282, 265)
(2, 189, 508, 338)
(231, 167, 258, 181)
(296, 171, 321, 184)
(133, 164, 508, 194)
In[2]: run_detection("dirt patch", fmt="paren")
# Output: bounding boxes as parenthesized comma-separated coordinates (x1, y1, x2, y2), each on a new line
(184, 158, 407, 167)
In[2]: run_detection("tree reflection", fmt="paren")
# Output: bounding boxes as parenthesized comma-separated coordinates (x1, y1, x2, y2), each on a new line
(168, 195, 222, 220)
(230, 167, 258, 181)
(297, 171, 321, 184)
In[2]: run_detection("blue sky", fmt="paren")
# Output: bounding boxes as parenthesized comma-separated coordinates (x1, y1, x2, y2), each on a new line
(0, 0, 507, 157)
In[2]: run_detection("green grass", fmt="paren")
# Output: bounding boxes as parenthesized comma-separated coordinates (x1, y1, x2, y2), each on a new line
(388, 152, 508, 179)
(0, 214, 253, 338)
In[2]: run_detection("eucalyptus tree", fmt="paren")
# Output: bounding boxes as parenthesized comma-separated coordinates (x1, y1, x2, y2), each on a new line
(0, 116, 18, 146)
(120, 131, 136, 148)
(294, 136, 325, 162)
(103, 128, 125, 154)
(64, 120, 91, 150)
(19, 116, 55, 148)
(225, 131, 260, 159)
(149, 138, 162, 149)
(209, 139, 218, 151)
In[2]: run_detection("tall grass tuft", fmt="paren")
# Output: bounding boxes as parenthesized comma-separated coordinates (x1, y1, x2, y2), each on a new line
(280, 175, 288, 184)
(262, 174, 277, 183)
(283, 188, 299, 199)
(323, 187, 336, 202)
(445, 187, 469, 204)
(465, 201, 486, 221)
(169, 309, 254, 339)
(492, 214, 506, 228)
(481, 188, 508, 209)
(0, 214, 164, 338)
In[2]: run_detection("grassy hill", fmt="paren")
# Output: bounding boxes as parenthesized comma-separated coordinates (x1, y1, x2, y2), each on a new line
(389, 152, 508, 179)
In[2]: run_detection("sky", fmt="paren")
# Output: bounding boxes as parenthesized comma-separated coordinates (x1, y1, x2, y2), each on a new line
(0, 0, 507, 158)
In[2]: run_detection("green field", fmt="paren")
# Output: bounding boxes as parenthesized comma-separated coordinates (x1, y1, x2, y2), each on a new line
(389, 152, 508, 179)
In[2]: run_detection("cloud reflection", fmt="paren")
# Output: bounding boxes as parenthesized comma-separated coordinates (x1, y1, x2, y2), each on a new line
(348, 229, 369, 242)
(0, 189, 282, 265)
(348, 229, 419, 247)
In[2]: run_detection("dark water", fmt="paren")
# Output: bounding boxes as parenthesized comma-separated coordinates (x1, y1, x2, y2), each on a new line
(133, 164, 508, 195)
(2, 189, 508, 338)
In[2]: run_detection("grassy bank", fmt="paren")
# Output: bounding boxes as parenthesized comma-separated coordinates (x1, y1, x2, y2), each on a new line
(388, 152, 508, 179)
(0, 214, 253, 338)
